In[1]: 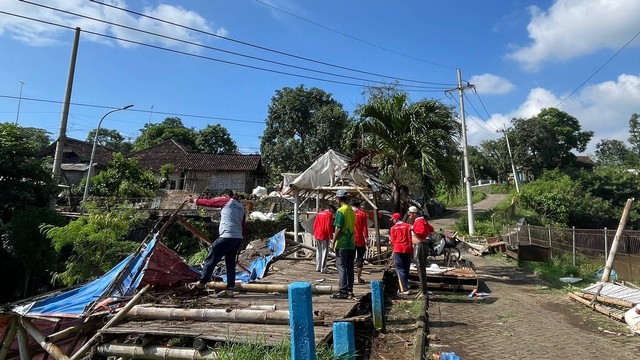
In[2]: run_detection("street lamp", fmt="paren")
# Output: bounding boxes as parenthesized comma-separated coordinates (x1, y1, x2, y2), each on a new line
(81, 104, 134, 212)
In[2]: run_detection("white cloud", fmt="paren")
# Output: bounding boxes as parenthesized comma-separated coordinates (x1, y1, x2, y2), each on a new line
(469, 73, 515, 95)
(507, 0, 640, 70)
(468, 74, 640, 153)
(0, 0, 224, 51)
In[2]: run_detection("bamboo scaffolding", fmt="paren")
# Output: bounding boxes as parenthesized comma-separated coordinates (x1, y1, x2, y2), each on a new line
(204, 281, 337, 294)
(0, 316, 17, 360)
(15, 325, 28, 360)
(69, 284, 150, 360)
(126, 306, 325, 325)
(95, 343, 218, 360)
(45, 319, 102, 344)
(19, 318, 69, 360)
(568, 293, 626, 321)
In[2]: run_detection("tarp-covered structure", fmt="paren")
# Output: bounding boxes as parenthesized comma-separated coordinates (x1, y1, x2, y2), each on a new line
(0, 227, 286, 360)
(283, 149, 392, 255)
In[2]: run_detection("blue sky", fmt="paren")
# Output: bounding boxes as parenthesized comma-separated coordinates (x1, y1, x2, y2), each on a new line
(0, 0, 639, 155)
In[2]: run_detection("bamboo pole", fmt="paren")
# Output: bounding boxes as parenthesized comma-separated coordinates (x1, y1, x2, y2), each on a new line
(601, 198, 634, 283)
(568, 293, 625, 321)
(95, 343, 218, 360)
(0, 316, 17, 360)
(45, 319, 102, 344)
(126, 306, 325, 325)
(572, 292, 634, 308)
(204, 281, 337, 294)
(19, 318, 69, 360)
(15, 325, 29, 360)
(69, 285, 150, 360)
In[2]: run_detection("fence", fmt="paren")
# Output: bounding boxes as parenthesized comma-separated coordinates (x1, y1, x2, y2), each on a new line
(502, 224, 640, 282)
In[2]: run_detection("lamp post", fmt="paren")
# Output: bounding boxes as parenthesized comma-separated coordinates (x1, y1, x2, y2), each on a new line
(81, 105, 134, 212)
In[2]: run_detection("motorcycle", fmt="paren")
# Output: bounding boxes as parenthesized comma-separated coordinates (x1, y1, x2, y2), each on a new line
(424, 229, 462, 263)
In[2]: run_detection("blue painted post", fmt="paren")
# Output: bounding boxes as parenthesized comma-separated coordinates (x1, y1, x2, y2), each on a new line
(333, 322, 355, 360)
(371, 280, 385, 331)
(288, 282, 316, 360)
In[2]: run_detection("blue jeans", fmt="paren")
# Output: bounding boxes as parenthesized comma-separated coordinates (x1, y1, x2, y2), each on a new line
(335, 248, 355, 293)
(394, 252, 412, 293)
(200, 237, 242, 290)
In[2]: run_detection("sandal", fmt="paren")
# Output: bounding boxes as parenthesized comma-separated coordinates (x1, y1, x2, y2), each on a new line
(331, 292, 349, 299)
(357, 278, 366, 284)
(216, 290, 234, 298)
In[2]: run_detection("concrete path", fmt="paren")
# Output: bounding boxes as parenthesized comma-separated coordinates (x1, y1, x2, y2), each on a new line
(428, 251, 640, 359)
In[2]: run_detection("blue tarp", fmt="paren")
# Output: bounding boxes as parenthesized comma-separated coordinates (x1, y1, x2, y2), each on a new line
(12, 238, 158, 318)
(222, 230, 286, 284)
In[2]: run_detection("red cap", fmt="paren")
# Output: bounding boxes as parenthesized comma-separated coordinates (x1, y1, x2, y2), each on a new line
(391, 213, 401, 221)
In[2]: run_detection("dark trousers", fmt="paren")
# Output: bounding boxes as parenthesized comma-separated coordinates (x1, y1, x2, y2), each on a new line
(394, 252, 412, 292)
(335, 248, 355, 294)
(200, 237, 242, 289)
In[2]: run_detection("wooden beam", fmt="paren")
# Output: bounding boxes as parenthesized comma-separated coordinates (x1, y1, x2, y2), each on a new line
(571, 292, 634, 308)
(126, 306, 324, 325)
(175, 215, 211, 246)
(568, 293, 625, 321)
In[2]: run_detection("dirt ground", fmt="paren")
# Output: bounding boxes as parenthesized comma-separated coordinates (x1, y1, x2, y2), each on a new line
(369, 194, 640, 359)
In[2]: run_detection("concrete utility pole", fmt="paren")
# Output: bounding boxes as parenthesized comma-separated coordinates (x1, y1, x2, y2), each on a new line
(498, 125, 520, 193)
(15, 80, 25, 124)
(448, 69, 476, 235)
(52, 27, 81, 186)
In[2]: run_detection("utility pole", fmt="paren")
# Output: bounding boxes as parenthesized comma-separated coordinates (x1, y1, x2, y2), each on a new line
(52, 27, 81, 189)
(498, 125, 520, 193)
(15, 80, 25, 124)
(447, 69, 475, 235)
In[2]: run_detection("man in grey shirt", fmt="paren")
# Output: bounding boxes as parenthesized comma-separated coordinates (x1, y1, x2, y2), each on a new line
(186, 189, 245, 297)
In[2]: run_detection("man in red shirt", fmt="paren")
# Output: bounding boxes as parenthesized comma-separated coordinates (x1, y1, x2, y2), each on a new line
(408, 206, 435, 245)
(390, 212, 413, 295)
(313, 205, 336, 273)
(351, 199, 369, 284)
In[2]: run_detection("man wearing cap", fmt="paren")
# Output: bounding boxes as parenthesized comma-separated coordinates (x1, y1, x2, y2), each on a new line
(313, 205, 336, 273)
(408, 206, 435, 245)
(331, 189, 356, 299)
(351, 199, 369, 284)
(390, 212, 413, 295)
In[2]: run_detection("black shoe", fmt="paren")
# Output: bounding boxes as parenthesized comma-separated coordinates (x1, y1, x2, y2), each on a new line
(331, 292, 349, 299)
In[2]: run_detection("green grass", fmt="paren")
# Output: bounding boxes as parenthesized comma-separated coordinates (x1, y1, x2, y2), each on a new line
(213, 338, 335, 360)
(394, 297, 425, 317)
(437, 190, 486, 208)
(521, 253, 602, 290)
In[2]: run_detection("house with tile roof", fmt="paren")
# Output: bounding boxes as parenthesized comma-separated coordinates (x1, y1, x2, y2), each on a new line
(39, 137, 115, 186)
(131, 139, 266, 195)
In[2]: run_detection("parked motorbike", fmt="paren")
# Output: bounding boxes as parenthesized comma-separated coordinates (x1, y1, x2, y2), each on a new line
(425, 229, 462, 262)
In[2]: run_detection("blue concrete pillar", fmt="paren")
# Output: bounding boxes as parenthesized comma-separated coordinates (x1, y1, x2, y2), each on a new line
(371, 280, 385, 331)
(288, 282, 316, 360)
(333, 322, 355, 360)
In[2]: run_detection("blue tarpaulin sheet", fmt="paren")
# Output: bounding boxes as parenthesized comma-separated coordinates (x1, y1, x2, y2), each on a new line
(222, 230, 286, 284)
(12, 238, 158, 318)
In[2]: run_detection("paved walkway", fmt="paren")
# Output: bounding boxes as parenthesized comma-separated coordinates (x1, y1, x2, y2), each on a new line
(428, 255, 640, 359)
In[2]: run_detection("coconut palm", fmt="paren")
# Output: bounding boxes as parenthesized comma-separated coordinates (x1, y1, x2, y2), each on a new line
(350, 93, 461, 212)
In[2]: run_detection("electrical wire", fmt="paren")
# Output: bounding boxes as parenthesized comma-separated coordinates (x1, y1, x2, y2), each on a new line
(89, 0, 456, 86)
(254, 0, 457, 70)
(21, 1, 449, 91)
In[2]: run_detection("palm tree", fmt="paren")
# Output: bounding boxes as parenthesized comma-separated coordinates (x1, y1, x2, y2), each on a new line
(351, 93, 461, 212)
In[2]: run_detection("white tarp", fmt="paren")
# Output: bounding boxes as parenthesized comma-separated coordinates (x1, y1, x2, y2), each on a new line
(286, 149, 386, 194)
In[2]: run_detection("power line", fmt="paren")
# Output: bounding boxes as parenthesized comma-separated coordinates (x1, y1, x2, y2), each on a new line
(556, 26, 640, 107)
(254, 0, 457, 70)
(22, 1, 449, 91)
(89, 0, 456, 86)
(2, 9, 447, 93)
(0, 94, 265, 125)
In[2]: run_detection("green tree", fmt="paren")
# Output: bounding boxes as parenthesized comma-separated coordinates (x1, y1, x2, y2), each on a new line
(196, 124, 238, 154)
(0, 123, 57, 221)
(478, 138, 511, 183)
(511, 108, 593, 178)
(260, 85, 350, 182)
(85, 153, 157, 209)
(468, 145, 498, 183)
(594, 139, 633, 166)
(4, 207, 65, 298)
(628, 113, 640, 160)
(43, 209, 146, 285)
(134, 117, 198, 151)
(87, 128, 133, 154)
(353, 92, 461, 211)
